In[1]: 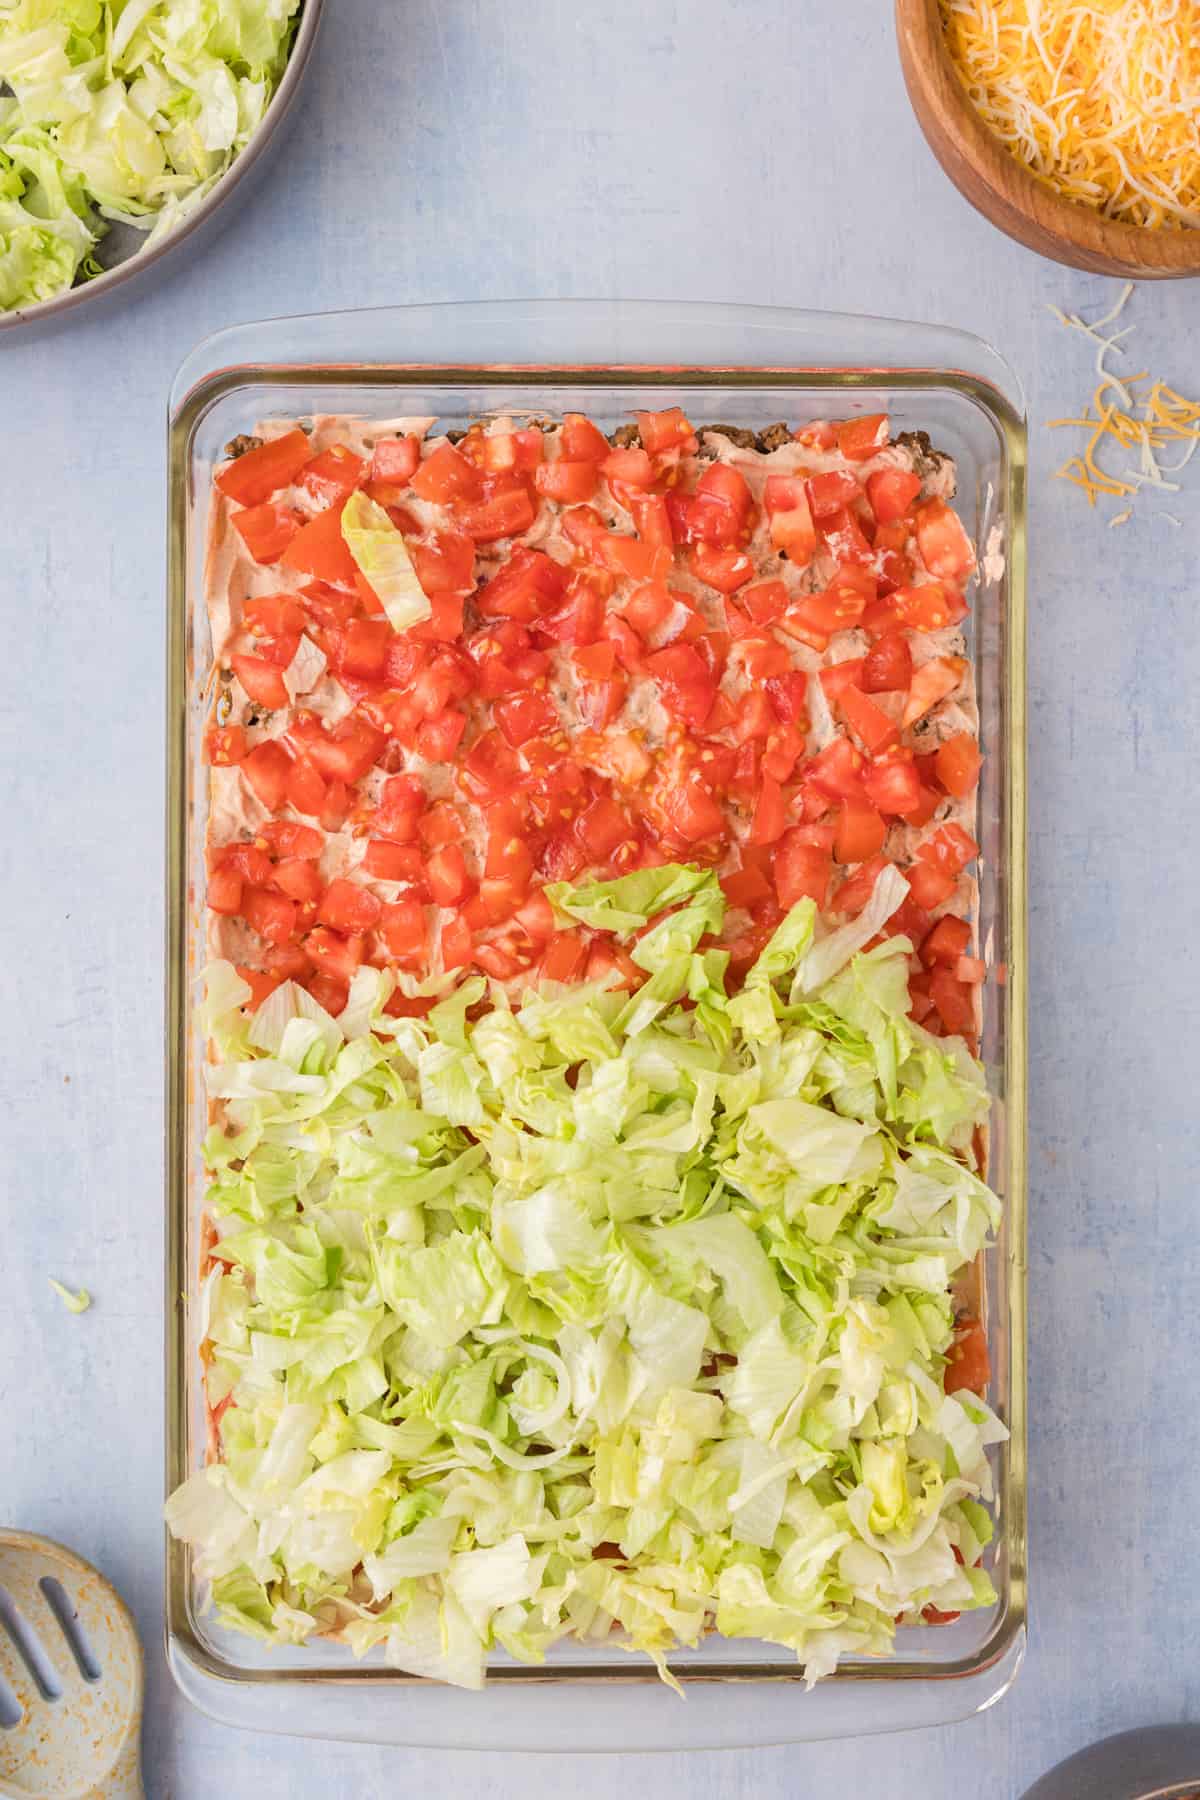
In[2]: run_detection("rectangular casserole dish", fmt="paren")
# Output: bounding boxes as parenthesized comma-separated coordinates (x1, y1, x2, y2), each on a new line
(165, 299, 1027, 1749)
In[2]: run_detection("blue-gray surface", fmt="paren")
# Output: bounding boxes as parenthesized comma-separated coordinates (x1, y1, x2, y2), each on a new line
(2, 3, 1197, 1795)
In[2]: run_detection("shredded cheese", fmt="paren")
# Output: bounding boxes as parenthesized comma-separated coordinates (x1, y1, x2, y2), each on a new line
(1046, 284, 1200, 516)
(941, 0, 1200, 229)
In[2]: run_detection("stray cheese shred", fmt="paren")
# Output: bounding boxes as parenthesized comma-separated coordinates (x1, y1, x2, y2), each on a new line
(1046, 284, 1200, 514)
(940, 0, 1200, 229)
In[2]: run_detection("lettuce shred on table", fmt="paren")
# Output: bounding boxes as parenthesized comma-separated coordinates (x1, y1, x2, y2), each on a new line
(0, 0, 300, 311)
(166, 864, 1006, 1691)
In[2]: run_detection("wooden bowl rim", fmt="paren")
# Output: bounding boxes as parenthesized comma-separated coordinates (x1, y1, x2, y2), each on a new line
(896, 0, 1200, 276)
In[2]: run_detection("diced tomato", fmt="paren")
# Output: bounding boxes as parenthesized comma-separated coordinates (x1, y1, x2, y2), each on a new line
(765, 671, 811, 727)
(944, 1315, 990, 1394)
(535, 929, 585, 982)
(272, 858, 323, 903)
(298, 580, 360, 630)
(794, 420, 836, 450)
(410, 442, 481, 505)
(834, 798, 887, 864)
(242, 594, 307, 640)
(459, 728, 524, 802)
(693, 629, 730, 684)
(902, 657, 966, 727)
(208, 865, 243, 915)
(930, 965, 977, 1036)
(426, 844, 471, 906)
(380, 896, 427, 965)
(839, 685, 899, 756)
(256, 820, 322, 859)
(370, 435, 422, 486)
(688, 464, 752, 546)
(659, 772, 726, 845)
(915, 499, 976, 581)
(893, 582, 970, 632)
(216, 429, 313, 507)
(514, 889, 557, 942)
(907, 784, 943, 828)
(935, 732, 983, 797)
(561, 504, 609, 554)
(866, 467, 922, 523)
(834, 853, 890, 916)
(458, 487, 536, 543)
(370, 774, 425, 843)
(619, 581, 682, 643)
(577, 671, 628, 729)
(599, 533, 670, 583)
(628, 491, 674, 550)
(576, 794, 634, 862)
(336, 617, 392, 681)
(305, 925, 367, 982)
(820, 507, 874, 566)
(775, 829, 833, 909)
(643, 643, 717, 730)
(686, 543, 755, 593)
(535, 459, 598, 503)
(297, 714, 385, 784)
(415, 708, 467, 761)
(919, 822, 979, 874)
(862, 751, 922, 817)
(494, 688, 561, 746)
(819, 658, 866, 706)
(231, 501, 301, 565)
(807, 468, 862, 519)
(762, 725, 804, 784)
(786, 579, 867, 640)
(317, 878, 382, 933)
(409, 529, 476, 597)
(906, 860, 958, 910)
(876, 545, 915, 594)
(241, 740, 292, 810)
(749, 773, 787, 846)
(299, 444, 365, 507)
(243, 888, 298, 945)
(835, 413, 888, 461)
(921, 914, 971, 967)
(474, 940, 524, 981)
(479, 547, 569, 622)
(205, 724, 246, 766)
(762, 475, 817, 563)
(808, 736, 867, 802)
(957, 954, 986, 984)
(861, 631, 913, 694)
(418, 800, 467, 850)
(440, 912, 473, 970)
(261, 945, 312, 982)
(283, 757, 327, 818)
(732, 689, 778, 743)
(561, 414, 612, 462)
(538, 572, 608, 646)
(364, 839, 423, 882)
(280, 501, 359, 586)
(635, 407, 694, 453)
(602, 446, 656, 489)
(721, 861, 774, 909)
(212, 841, 273, 886)
(741, 579, 789, 625)
(481, 429, 543, 475)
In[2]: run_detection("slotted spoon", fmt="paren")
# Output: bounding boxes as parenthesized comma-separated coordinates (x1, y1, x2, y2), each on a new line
(0, 1531, 143, 1800)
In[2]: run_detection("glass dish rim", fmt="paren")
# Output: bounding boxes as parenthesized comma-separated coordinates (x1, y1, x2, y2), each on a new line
(165, 302, 1027, 1705)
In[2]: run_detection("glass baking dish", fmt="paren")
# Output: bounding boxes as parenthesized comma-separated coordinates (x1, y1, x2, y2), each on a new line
(165, 300, 1027, 1750)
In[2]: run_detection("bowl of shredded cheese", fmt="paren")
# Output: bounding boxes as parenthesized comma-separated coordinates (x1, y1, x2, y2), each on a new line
(895, 0, 1200, 278)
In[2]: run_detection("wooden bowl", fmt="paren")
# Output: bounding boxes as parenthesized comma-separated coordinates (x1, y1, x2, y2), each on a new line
(895, 0, 1200, 279)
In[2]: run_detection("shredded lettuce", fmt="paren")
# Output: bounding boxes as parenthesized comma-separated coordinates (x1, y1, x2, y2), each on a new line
(169, 865, 1003, 1691)
(340, 491, 432, 633)
(0, 0, 300, 311)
